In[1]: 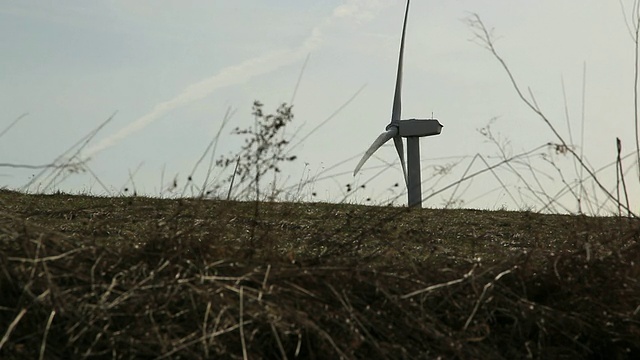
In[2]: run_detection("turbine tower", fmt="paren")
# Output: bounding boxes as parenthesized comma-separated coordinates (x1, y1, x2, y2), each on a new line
(353, 0, 443, 208)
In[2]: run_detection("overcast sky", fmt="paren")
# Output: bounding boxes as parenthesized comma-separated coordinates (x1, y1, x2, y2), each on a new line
(1, 1, 639, 214)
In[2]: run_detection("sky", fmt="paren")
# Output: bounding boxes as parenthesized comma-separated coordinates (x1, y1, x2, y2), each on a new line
(1, 0, 639, 214)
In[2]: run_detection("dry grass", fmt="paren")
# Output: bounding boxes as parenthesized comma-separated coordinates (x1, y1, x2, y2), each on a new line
(1, 188, 639, 359)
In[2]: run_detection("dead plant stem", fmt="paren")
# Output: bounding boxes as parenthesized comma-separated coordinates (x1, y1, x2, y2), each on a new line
(239, 286, 248, 360)
(39, 310, 56, 360)
(0, 308, 27, 351)
(469, 14, 636, 217)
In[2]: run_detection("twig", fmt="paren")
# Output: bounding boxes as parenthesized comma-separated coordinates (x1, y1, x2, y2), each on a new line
(8, 247, 87, 263)
(160, 164, 166, 197)
(468, 14, 637, 217)
(463, 268, 513, 331)
(239, 286, 248, 360)
(294, 332, 303, 357)
(284, 280, 321, 299)
(288, 84, 367, 153)
(560, 75, 581, 190)
(305, 319, 348, 359)
(290, 53, 310, 104)
(618, 0, 639, 41)
(28, 234, 44, 281)
(617, 138, 623, 217)
(203, 302, 211, 358)
(120, 162, 144, 195)
(447, 150, 518, 209)
(259, 264, 271, 301)
(0, 162, 84, 169)
(401, 266, 476, 299)
(634, 10, 640, 182)
(327, 284, 382, 354)
(0, 113, 28, 139)
(39, 310, 56, 360)
(0, 308, 28, 351)
(270, 322, 288, 360)
(24, 112, 116, 191)
(83, 164, 112, 195)
(618, 138, 631, 216)
(181, 106, 234, 198)
(579, 62, 587, 213)
(419, 144, 549, 205)
(227, 157, 241, 201)
(158, 320, 252, 359)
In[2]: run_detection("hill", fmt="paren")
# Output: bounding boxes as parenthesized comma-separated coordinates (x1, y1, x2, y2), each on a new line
(1, 189, 638, 358)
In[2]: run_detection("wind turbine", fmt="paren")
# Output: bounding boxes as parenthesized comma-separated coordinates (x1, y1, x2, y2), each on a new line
(353, 0, 443, 208)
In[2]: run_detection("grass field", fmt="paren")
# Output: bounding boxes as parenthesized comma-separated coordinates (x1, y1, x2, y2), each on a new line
(1, 188, 639, 358)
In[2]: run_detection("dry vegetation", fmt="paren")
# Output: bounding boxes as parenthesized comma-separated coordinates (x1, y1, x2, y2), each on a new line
(1, 188, 639, 359)
(3, 7, 640, 359)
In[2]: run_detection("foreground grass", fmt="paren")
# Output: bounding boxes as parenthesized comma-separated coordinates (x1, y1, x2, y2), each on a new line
(0, 189, 639, 358)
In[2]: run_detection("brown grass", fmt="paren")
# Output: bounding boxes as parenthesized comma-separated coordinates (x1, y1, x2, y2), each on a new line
(1, 188, 639, 359)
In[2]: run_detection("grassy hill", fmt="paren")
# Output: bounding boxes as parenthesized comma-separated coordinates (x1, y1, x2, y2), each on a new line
(1, 189, 639, 358)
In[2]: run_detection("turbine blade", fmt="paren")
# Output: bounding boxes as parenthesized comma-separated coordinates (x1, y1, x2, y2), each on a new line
(353, 128, 397, 176)
(393, 135, 408, 186)
(391, 0, 411, 124)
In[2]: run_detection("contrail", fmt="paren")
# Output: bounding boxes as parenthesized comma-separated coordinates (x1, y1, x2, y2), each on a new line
(84, 0, 393, 158)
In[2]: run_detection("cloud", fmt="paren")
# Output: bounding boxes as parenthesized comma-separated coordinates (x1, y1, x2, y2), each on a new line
(333, 0, 392, 23)
(84, 0, 394, 159)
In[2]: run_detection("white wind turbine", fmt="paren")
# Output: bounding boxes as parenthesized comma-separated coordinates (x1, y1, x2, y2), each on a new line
(353, 0, 443, 208)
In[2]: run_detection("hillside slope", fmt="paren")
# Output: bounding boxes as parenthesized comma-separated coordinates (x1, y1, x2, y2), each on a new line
(1, 190, 638, 358)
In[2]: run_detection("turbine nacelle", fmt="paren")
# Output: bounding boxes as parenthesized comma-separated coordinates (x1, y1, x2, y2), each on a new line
(398, 119, 443, 137)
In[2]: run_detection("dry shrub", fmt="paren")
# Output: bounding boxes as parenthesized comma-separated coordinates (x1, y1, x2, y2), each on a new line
(1, 191, 639, 358)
